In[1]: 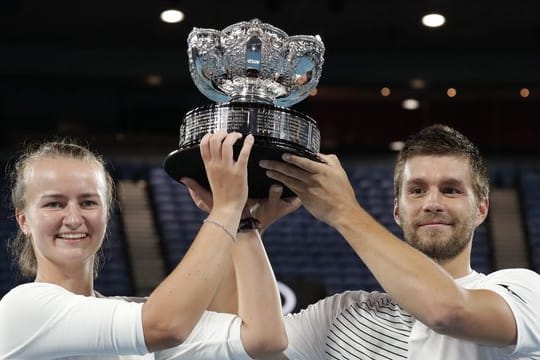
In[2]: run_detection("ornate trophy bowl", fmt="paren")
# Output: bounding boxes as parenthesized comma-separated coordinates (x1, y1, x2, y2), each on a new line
(164, 19, 325, 198)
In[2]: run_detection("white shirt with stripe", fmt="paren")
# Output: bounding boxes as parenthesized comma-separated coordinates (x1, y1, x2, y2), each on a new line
(283, 269, 540, 360)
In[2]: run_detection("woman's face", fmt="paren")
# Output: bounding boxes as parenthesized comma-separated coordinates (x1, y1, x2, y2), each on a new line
(16, 157, 108, 273)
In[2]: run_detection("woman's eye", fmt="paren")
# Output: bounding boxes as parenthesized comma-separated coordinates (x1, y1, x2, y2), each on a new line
(81, 200, 98, 207)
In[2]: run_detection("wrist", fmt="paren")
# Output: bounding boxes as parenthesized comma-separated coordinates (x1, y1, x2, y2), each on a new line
(238, 217, 262, 233)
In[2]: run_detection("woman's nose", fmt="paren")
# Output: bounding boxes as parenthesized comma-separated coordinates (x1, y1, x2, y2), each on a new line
(63, 203, 83, 227)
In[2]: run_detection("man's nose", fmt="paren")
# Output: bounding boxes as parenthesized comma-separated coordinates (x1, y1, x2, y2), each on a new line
(422, 190, 445, 213)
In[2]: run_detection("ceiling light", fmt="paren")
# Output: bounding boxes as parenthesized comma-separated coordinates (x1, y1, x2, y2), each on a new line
(422, 13, 445, 28)
(389, 141, 405, 151)
(145, 74, 163, 86)
(520, 88, 530, 98)
(402, 98, 420, 110)
(160, 9, 185, 23)
(410, 78, 426, 90)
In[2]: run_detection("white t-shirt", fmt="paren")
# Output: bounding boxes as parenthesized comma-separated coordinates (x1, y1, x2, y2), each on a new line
(283, 290, 413, 359)
(283, 269, 540, 360)
(409, 269, 540, 360)
(0, 282, 251, 360)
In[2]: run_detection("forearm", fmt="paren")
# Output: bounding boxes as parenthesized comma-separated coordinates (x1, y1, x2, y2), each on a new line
(333, 204, 467, 328)
(207, 256, 238, 314)
(234, 230, 288, 358)
(142, 207, 242, 351)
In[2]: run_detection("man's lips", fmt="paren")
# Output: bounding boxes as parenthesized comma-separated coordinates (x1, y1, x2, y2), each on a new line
(416, 219, 453, 227)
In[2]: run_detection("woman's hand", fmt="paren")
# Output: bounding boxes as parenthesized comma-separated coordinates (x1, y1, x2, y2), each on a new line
(198, 130, 254, 214)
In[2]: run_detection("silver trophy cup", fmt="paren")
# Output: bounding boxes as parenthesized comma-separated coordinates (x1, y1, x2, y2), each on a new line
(164, 19, 325, 198)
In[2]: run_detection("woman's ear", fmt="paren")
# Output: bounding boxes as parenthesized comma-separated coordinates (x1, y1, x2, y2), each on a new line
(15, 208, 29, 235)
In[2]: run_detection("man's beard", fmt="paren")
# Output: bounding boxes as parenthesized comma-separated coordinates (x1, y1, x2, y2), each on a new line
(400, 214, 476, 261)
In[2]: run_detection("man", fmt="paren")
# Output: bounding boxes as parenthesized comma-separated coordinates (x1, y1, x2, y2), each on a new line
(259, 124, 540, 359)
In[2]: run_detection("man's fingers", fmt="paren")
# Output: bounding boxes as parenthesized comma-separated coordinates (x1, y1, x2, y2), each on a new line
(181, 177, 213, 211)
(264, 169, 305, 195)
(259, 159, 310, 183)
(280, 153, 322, 174)
(267, 184, 284, 202)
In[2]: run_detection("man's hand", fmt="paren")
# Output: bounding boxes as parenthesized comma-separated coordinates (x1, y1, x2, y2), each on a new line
(182, 178, 301, 234)
(259, 153, 359, 228)
(247, 184, 301, 233)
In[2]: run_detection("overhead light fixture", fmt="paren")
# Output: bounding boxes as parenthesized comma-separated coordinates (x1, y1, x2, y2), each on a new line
(160, 9, 185, 23)
(422, 13, 445, 28)
(145, 74, 163, 86)
(402, 98, 420, 110)
(410, 78, 426, 90)
(389, 141, 405, 151)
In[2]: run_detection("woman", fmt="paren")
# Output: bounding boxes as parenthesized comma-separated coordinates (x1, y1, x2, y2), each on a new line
(0, 130, 287, 359)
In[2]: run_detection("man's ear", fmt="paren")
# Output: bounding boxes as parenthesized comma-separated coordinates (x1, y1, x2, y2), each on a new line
(15, 208, 29, 235)
(475, 197, 489, 227)
(393, 198, 401, 226)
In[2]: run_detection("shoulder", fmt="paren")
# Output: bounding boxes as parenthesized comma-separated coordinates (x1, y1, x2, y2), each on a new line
(325, 289, 400, 310)
(1, 282, 65, 306)
(476, 268, 540, 311)
(485, 268, 540, 279)
(288, 289, 402, 322)
(0, 282, 78, 324)
(481, 268, 540, 288)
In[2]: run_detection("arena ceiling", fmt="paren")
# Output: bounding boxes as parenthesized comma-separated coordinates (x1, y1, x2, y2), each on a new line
(1, 0, 540, 153)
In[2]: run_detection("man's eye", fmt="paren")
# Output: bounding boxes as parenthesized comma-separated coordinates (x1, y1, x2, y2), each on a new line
(444, 188, 460, 195)
(45, 202, 63, 208)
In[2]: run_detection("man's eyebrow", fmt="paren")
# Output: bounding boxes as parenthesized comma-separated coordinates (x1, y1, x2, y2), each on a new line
(404, 178, 427, 186)
(440, 178, 466, 187)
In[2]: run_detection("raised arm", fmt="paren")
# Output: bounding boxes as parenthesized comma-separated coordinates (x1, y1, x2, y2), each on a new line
(184, 179, 300, 358)
(260, 153, 518, 347)
(141, 131, 253, 351)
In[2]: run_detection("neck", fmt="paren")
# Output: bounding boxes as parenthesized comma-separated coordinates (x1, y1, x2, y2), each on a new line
(35, 262, 95, 296)
(437, 244, 473, 278)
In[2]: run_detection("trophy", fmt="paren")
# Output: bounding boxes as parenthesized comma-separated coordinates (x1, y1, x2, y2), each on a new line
(164, 18, 325, 198)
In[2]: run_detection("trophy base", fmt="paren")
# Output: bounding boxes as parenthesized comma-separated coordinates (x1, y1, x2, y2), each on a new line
(164, 138, 321, 199)
(163, 102, 322, 198)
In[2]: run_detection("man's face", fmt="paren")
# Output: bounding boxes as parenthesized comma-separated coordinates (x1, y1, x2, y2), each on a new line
(393, 155, 488, 261)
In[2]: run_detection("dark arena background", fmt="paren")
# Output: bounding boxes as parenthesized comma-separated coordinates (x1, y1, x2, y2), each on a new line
(1, 0, 540, 313)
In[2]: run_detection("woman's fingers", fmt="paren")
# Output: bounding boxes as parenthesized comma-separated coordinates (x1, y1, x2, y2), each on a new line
(236, 134, 254, 169)
(221, 132, 243, 165)
(199, 133, 212, 163)
(200, 130, 250, 166)
(208, 129, 229, 161)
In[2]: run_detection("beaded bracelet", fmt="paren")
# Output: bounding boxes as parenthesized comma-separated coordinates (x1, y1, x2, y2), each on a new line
(203, 218, 236, 242)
